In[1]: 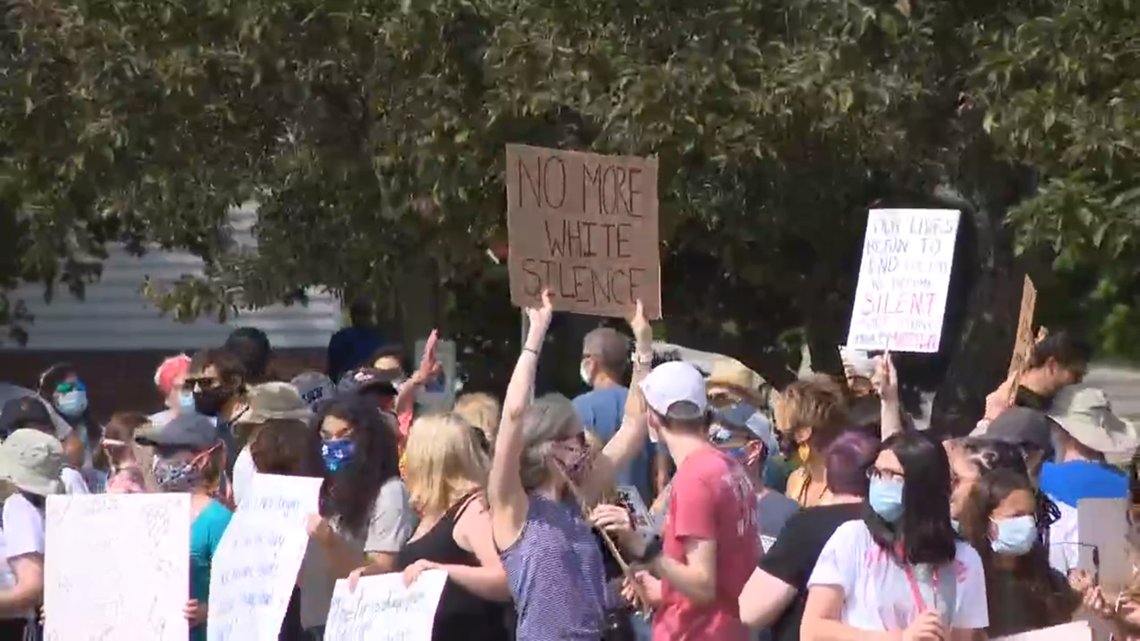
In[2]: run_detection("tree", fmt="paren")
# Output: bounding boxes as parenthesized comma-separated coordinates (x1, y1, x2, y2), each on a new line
(4, 0, 1136, 432)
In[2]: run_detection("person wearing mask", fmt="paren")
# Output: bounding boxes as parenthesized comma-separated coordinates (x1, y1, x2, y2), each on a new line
(231, 383, 313, 508)
(1038, 385, 1138, 506)
(150, 354, 195, 427)
(800, 431, 989, 640)
(971, 412, 1077, 574)
(302, 396, 415, 638)
(0, 396, 88, 496)
(490, 292, 652, 639)
(944, 437, 1034, 524)
(186, 348, 250, 476)
(575, 327, 656, 505)
(957, 468, 1079, 636)
(36, 363, 99, 480)
(0, 429, 64, 637)
(738, 431, 878, 640)
(0, 396, 68, 442)
(710, 405, 797, 552)
(350, 413, 510, 640)
(290, 371, 336, 410)
(101, 412, 153, 494)
(774, 377, 848, 507)
(706, 360, 786, 494)
(133, 414, 233, 641)
(327, 297, 385, 384)
(224, 326, 273, 386)
(597, 360, 758, 641)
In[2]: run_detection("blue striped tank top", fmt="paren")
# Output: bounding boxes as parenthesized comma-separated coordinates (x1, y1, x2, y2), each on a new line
(500, 494, 607, 640)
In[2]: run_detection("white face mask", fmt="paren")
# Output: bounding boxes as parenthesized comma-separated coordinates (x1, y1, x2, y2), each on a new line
(579, 362, 593, 387)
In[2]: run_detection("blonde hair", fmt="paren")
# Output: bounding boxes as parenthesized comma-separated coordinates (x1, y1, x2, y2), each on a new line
(778, 376, 848, 440)
(404, 413, 490, 515)
(518, 394, 582, 490)
(454, 393, 501, 442)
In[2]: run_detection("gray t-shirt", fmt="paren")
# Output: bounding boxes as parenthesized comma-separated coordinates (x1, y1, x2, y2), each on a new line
(300, 477, 416, 629)
(756, 491, 799, 553)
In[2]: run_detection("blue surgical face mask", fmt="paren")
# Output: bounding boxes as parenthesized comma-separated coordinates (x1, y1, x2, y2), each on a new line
(321, 438, 355, 473)
(991, 515, 1037, 556)
(56, 390, 88, 418)
(177, 390, 197, 414)
(868, 477, 905, 522)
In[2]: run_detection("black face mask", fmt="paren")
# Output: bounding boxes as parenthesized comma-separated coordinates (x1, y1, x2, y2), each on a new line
(193, 387, 232, 417)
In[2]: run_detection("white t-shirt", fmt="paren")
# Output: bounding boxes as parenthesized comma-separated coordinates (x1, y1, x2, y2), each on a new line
(1047, 494, 1079, 574)
(60, 467, 90, 495)
(808, 520, 989, 632)
(1, 493, 45, 618)
(231, 446, 257, 508)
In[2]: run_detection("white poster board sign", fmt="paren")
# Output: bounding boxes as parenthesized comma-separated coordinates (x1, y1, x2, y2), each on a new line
(324, 570, 447, 640)
(615, 484, 659, 542)
(992, 620, 1092, 640)
(45, 493, 190, 641)
(414, 338, 457, 411)
(1077, 497, 1132, 595)
(846, 209, 961, 353)
(208, 474, 323, 641)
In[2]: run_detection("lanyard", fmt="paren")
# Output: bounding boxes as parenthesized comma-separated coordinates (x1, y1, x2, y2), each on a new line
(902, 564, 938, 612)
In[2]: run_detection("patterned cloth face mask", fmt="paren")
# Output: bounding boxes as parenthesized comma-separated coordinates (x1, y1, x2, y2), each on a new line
(153, 446, 216, 492)
(321, 438, 356, 473)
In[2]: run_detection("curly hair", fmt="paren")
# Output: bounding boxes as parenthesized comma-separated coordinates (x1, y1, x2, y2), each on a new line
(313, 396, 401, 535)
(957, 468, 1079, 634)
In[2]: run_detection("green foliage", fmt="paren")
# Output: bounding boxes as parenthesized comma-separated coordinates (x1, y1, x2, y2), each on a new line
(2, 0, 1139, 394)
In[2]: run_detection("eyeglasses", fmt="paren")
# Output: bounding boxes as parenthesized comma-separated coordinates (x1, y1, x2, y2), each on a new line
(867, 466, 905, 482)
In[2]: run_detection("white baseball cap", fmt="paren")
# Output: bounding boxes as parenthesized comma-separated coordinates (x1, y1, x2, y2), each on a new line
(640, 361, 708, 421)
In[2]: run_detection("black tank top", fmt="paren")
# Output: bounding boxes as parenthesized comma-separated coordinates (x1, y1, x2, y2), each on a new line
(395, 492, 512, 641)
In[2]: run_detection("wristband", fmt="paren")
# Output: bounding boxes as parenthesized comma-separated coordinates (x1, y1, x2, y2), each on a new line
(522, 347, 540, 356)
(632, 351, 654, 367)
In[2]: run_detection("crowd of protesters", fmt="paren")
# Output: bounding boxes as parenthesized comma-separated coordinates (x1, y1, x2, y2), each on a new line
(0, 292, 1136, 640)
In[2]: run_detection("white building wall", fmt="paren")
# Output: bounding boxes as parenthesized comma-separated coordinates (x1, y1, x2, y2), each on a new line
(1, 205, 342, 351)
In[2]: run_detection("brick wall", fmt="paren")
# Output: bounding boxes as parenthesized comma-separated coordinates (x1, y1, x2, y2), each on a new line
(0, 349, 325, 423)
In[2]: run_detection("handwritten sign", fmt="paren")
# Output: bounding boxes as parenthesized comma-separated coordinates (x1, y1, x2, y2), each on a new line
(992, 621, 1091, 640)
(44, 494, 189, 641)
(506, 144, 661, 319)
(846, 209, 961, 353)
(324, 570, 447, 641)
(414, 337, 456, 412)
(208, 474, 323, 641)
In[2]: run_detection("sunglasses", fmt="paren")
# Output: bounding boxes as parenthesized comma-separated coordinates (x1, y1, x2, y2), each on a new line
(55, 381, 86, 394)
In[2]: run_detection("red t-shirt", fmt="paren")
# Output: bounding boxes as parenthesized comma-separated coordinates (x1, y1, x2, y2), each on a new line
(654, 447, 759, 641)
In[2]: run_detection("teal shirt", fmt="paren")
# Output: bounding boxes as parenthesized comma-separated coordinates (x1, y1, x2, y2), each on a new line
(190, 499, 233, 641)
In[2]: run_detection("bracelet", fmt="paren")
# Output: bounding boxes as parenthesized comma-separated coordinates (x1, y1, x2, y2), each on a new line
(522, 347, 540, 356)
(632, 351, 654, 367)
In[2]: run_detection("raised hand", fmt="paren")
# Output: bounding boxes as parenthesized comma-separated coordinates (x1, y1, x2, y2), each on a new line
(526, 289, 555, 334)
(628, 300, 651, 345)
(873, 352, 899, 404)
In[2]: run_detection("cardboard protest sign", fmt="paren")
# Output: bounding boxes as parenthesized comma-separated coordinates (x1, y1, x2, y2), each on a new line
(1007, 276, 1039, 379)
(45, 494, 190, 641)
(1077, 497, 1132, 595)
(846, 209, 961, 353)
(991, 621, 1091, 640)
(506, 144, 661, 319)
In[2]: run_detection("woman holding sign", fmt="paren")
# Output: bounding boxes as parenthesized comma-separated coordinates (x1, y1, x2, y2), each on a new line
(350, 413, 511, 639)
(488, 290, 653, 640)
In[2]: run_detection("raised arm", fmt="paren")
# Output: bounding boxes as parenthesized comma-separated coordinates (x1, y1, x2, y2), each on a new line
(488, 291, 554, 550)
(393, 330, 440, 436)
(873, 353, 904, 440)
(579, 301, 653, 504)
